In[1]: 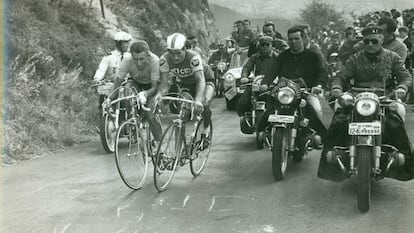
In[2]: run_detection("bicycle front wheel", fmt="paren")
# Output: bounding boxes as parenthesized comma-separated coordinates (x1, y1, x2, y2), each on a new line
(190, 118, 213, 177)
(153, 123, 182, 192)
(115, 118, 149, 190)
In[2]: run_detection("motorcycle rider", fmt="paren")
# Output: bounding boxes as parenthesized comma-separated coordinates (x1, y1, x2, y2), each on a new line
(248, 22, 289, 57)
(208, 42, 231, 93)
(258, 26, 328, 146)
(237, 36, 278, 127)
(208, 42, 232, 66)
(105, 40, 163, 144)
(93, 31, 131, 109)
(318, 25, 414, 181)
(158, 33, 215, 142)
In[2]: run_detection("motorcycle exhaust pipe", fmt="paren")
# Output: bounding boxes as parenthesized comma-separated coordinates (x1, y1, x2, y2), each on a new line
(290, 128, 297, 151)
(326, 150, 348, 176)
(266, 137, 272, 150)
(384, 152, 406, 174)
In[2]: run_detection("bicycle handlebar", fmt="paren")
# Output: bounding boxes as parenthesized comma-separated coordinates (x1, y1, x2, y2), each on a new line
(108, 95, 151, 111)
(158, 96, 201, 106)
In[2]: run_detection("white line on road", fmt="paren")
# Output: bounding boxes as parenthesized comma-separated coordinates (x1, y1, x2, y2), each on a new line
(136, 213, 144, 222)
(263, 224, 276, 233)
(208, 195, 243, 212)
(208, 197, 215, 211)
(69, 191, 86, 200)
(292, 204, 305, 208)
(183, 194, 190, 207)
(117, 204, 130, 217)
(33, 187, 44, 193)
(115, 226, 127, 233)
(60, 223, 72, 233)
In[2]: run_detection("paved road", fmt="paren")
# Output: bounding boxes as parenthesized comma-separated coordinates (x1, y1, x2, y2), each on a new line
(2, 99, 414, 233)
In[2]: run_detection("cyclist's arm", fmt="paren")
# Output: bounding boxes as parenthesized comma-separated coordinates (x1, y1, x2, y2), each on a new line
(146, 54, 161, 98)
(194, 70, 205, 102)
(94, 56, 110, 82)
(158, 72, 169, 95)
(203, 65, 215, 105)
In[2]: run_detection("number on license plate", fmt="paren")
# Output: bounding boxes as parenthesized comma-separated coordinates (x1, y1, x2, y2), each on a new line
(268, 114, 295, 123)
(348, 122, 381, 135)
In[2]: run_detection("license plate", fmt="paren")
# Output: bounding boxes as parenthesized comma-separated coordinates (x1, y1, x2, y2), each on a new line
(225, 87, 237, 100)
(268, 114, 295, 123)
(348, 122, 381, 135)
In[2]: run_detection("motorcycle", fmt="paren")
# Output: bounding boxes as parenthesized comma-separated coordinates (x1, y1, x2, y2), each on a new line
(210, 61, 229, 97)
(92, 80, 136, 153)
(325, 87, 408, 212)
(223, 48, 252, 110)
(239, 75, 266, 149)
(259, 78, 322, 181)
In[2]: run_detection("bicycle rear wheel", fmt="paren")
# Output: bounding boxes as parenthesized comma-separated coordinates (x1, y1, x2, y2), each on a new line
(190, 118, 213, 176)
(115, 118, 149, 190)
(153, 123, 182, 192)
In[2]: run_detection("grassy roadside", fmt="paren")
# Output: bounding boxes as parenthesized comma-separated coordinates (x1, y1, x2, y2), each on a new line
(4, 0, 113, 162)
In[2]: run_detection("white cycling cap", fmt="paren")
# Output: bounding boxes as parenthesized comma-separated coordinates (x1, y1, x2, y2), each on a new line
(114, 31, 132, 41)
(166, 33, 186, 49)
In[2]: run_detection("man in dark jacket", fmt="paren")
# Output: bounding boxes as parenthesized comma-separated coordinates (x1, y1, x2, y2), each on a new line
(318, 26, 414, 182)
(237, 36, 278, 119)
(259, 26, 328, 144)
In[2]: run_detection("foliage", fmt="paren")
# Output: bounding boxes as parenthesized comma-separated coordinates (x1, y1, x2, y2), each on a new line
(109, 0, 216, 56)
(299, 0, 346, 37)
(5, 0, 112, 159)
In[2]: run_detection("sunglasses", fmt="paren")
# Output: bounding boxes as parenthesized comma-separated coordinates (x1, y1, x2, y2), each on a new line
(363, 39, 379, 45)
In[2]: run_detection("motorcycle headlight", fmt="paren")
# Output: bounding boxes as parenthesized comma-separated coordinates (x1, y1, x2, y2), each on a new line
(355, 99, 377, 116)
(277, 87, 295, 105)
(338, 93, 354, 107)
(224, 73, 235, 83)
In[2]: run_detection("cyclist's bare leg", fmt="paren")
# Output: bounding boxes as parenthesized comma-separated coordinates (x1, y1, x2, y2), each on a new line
(201, 84, 214, 135)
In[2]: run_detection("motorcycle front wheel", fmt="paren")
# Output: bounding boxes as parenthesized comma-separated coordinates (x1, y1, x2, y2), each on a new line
(357, 146, 372, 213)
(272, 128, 289, 181)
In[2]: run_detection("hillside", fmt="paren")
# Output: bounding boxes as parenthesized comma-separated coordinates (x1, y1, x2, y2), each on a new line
(209, 0, 414, 19)
(210, 3, 298, 39)
(5, 0, 217, 161)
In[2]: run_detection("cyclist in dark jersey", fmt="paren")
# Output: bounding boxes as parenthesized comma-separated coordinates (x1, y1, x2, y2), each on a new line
(158, 33, 215, 141)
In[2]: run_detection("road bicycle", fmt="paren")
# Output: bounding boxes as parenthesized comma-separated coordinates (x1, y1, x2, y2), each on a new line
(153, 94, 213, 192)
(91, 80, 137, 153)
(113, 92, 156, 190)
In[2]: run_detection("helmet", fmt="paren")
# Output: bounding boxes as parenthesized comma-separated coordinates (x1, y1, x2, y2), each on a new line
(166, 33, 186, 50)
(114, 31, 132, 42)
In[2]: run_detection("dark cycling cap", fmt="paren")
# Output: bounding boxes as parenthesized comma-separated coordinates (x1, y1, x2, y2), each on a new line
(361, 26, 383, 36)
(130, 40, 149, 53)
